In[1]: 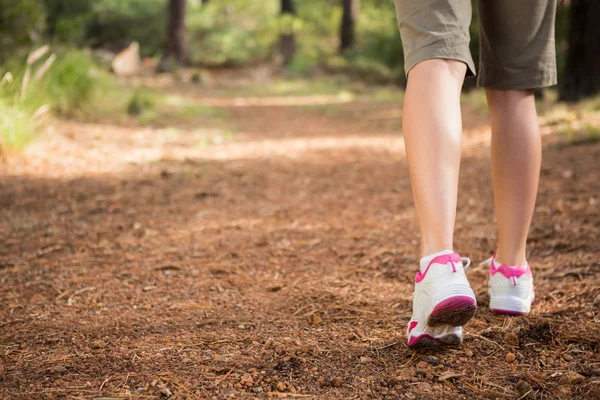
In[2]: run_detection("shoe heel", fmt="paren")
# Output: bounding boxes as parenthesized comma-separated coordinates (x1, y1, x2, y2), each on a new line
(490, 296, 531, 315)
(428, 296, 477, 327)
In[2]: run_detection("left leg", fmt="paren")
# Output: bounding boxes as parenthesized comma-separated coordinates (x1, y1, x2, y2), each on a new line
(486, 89, 541, 267)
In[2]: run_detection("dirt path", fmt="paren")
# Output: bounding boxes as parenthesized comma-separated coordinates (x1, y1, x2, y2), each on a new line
(1, 88, 599, 399)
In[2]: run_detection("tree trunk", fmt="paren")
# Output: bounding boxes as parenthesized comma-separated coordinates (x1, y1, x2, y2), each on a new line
(340, 0, 359, 53)
(165, 0, 187, 64)
(280, 0, 296, 66)
(559, 0, 600, 101)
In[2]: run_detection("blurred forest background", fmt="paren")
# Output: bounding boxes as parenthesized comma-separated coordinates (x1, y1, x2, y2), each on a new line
(1, 0, 599, 155)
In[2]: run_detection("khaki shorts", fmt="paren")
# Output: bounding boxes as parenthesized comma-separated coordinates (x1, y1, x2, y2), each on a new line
(394, 0, 558, 89)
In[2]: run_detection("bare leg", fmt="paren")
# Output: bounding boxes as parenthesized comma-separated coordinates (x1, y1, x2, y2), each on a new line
(486, 89, 541, 266)
(403, 59, 467, 257)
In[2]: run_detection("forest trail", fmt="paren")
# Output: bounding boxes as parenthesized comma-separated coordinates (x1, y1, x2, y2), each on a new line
(1, 84, 599, 399)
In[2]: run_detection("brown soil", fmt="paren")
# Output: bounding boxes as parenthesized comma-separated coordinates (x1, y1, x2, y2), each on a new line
(1, 85, 599, 400)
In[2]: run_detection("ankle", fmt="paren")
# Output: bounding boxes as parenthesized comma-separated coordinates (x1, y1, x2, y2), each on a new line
(495, 249, 527, 267)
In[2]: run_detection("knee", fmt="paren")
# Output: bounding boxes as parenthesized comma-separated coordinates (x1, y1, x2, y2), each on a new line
(486, 89, 534, 106)
(409, 58, 467, 82)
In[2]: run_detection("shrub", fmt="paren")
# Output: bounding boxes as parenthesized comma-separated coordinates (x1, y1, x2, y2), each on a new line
(0, 0, 46, 61)
(27, 50, 101, 115)
(127, 89, 155, 116)
(0, 98, 38, 155)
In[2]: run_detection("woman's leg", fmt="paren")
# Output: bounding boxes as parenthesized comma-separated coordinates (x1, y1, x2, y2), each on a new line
(486, 89, 541, 266)
(403, 59, 467, 257)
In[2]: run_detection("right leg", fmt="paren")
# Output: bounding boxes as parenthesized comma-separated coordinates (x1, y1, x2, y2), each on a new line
(403, 59, 466, 256)
(394, 0, 478, 348)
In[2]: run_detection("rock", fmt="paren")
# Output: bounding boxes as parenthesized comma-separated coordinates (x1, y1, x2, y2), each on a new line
(91, 340, 106, 349)
(561, 353, 573, 361)
(359, 356, 372, 363)
(160, 386, 172, 398)
(330, 377, 342, 387)
(112, 42, 140, 76)
(438, 372, 464, 381)
(516, 381, 534, 399)
(559, 371, 585, 385)
(465, 350, 474, 357)
(505, 352, 516, 362)
(426, 355, 440, 365)
(276, 382, 286, 391)
(252, 387, 263, 393)
(504, 332, 520, 347)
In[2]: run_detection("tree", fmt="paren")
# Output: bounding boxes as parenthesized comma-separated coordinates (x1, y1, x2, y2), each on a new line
(280, 0, 295, 65)
(164, 0, 187, 65)
(559, 0, 600, 101)
(340, 0, 359, 53)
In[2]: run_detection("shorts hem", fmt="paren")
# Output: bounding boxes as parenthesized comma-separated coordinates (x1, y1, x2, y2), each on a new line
(404, 42, 476, 78)
(477, 65, 558, 90)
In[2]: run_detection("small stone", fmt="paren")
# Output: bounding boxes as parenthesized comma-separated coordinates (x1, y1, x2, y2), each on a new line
(505, 352, 516, 362)
(559, 371, 585, 385)
(426, 355, 440, 365)
(465, 350, 474, 357)
(359, 356, 372, 364)
(238, 324, 245, 329)
(516, 381, 534, 399)
(504, 332, 520, 347)
(160, 386, 172, 398)
(276, 382, 286, 391)
(252, 387, 263, 393)
(330, 377, 342, 388)
(561, 353, 573, 361)
(92, 340, 105, 349)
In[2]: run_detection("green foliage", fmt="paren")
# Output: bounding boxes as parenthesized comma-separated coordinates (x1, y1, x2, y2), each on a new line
(127, 89, 155, 116)
(0, 98, 38, 154)
(0, 0, 46, 60)
(43, 0, 93, 44)
(186, 0, 279, 66)
(88, 0, 165, 57)
(27, 50, 99, 115)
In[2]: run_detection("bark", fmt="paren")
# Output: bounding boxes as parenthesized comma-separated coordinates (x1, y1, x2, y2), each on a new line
(340, 0, 359, 53)
(559, 0, 600, 101)
(280, 0, 296, 66)
(165, 0, 187, 64)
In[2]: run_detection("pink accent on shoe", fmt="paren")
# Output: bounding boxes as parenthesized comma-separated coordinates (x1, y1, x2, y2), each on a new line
(430, 296, 476, 317)
(416, 253, 462, 283)
(489, 255, 532, 280)
(408, 333, 442, 347)
(408, 321, 418, 334)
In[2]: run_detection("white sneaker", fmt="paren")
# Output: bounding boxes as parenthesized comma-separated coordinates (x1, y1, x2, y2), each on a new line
(407, 251, 477, 348)
(484, 255, 535, 315)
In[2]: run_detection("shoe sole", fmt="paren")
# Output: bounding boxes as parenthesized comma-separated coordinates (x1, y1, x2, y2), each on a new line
(408, 331, 462, 349)
(428, 296, 477, 327)
(489, 294, 534, 316)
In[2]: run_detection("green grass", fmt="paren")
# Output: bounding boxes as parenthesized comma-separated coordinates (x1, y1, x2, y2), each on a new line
(0, 99, 38, 154)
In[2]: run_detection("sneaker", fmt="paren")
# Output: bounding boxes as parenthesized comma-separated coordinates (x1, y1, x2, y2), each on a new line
(485, 255, 535, 315)
(407, 251, 477, 348)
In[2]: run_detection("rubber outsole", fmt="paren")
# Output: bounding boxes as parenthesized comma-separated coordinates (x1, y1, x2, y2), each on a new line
(408, 332, 462, 349)
(428, 296, 477, 327)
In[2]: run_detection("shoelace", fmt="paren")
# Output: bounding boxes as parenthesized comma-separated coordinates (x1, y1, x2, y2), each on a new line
(479, 257, 493, 267)
(449, 256, 471, 272)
